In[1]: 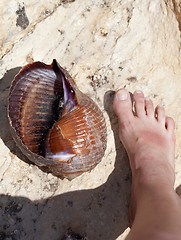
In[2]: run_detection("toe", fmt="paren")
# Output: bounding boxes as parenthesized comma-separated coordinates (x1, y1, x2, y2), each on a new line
(155, 104, 165, 124)
(145, 97, 154, 117)
(165, 116, 175, 132)
(113, 89, 133, 126)
(133, 90, 145, 117)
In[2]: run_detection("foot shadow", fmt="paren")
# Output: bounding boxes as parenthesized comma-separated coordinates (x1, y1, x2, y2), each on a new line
(0, 69, 131, 239)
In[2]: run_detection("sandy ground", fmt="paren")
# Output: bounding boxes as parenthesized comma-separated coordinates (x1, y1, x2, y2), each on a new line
(0, 0, 181, 239)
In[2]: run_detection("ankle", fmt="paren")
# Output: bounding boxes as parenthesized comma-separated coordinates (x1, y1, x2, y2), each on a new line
(133, 174, 174, 199)
(132, 168, 175, 204)
(131, 155, 175, 187)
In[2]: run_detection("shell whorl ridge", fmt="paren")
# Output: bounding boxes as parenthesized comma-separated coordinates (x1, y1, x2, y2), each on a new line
(8, 60, 107, 179)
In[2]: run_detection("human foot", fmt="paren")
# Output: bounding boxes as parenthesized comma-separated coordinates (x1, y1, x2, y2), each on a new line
(113, 89, 176, 224)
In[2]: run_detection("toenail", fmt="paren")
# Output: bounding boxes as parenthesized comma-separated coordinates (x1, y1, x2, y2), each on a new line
(116, 89, 128, 100)
(135, 90, 142, 94)
(145, 97, 150, 101)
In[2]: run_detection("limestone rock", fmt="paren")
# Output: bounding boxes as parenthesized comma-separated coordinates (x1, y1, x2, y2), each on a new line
(0, 0, 181, 239)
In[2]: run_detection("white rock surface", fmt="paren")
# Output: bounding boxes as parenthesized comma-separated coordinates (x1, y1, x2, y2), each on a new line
(0, 0, 181, 239)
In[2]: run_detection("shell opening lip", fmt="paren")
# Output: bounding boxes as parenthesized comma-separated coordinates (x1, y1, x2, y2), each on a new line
(52, 59, 78, 113)
(45, 150, 76, 163)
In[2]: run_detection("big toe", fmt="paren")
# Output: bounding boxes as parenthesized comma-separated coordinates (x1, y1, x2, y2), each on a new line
(113, 89, 133, 126)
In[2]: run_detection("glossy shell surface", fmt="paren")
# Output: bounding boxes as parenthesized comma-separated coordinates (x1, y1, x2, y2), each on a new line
(8, 60, 107, 179)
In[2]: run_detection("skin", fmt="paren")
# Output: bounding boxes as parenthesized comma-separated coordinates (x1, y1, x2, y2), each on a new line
(113, 89, 181, 240)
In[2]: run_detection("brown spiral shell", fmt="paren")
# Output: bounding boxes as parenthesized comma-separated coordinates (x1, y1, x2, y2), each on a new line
(8, 60, 107, 180)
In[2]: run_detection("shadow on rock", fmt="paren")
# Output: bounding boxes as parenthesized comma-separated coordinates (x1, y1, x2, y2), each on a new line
(0, 69, 131, 240)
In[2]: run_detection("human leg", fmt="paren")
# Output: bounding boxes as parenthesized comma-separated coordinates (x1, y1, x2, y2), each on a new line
(113, 89, 181, 240)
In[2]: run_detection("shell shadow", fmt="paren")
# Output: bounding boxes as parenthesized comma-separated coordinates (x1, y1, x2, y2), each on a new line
(0, 71, 131, 239)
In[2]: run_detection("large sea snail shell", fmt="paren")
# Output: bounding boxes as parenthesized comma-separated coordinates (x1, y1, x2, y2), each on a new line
(8, 60, 107, 180)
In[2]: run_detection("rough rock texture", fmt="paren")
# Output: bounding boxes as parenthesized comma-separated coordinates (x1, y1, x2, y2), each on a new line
(0, 0, 181, 239)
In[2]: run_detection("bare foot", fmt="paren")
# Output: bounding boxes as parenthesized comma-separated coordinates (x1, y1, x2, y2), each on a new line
(113, 89, 176, 225)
